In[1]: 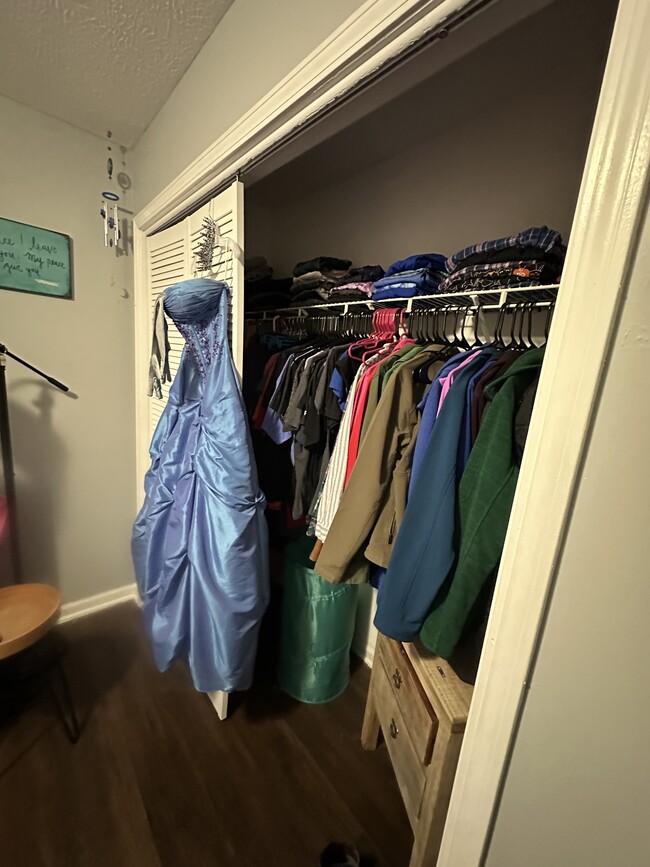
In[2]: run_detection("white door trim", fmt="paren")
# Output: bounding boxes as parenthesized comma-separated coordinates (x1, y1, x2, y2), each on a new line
(130, 0, 650, 861)
(438, 1, 650, 863)
(133, 221, 151, 499)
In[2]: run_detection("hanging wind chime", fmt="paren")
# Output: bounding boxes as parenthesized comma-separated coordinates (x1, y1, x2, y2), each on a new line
(99, 132, 133, 249)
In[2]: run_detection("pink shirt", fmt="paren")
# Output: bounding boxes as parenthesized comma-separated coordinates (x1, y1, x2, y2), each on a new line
(345, 339, 414, 486)
(436, 350, 482, 417)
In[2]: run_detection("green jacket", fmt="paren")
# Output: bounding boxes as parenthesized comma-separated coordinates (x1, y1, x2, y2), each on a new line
(420, 347, 545, 659)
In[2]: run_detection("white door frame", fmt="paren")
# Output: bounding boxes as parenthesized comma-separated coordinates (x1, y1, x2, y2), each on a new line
(132, 0, 650, 862)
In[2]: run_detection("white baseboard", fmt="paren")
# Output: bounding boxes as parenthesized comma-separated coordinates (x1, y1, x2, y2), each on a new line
(59, 583, 139, 624)
(58, 581, 376, 671)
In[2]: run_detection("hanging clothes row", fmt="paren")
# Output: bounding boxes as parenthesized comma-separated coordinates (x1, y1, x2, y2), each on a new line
(245, 297, 550, 668)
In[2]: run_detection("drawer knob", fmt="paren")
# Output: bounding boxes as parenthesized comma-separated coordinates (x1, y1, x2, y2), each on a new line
(389, 718, 399, 739)
(392, 669, 402, 689)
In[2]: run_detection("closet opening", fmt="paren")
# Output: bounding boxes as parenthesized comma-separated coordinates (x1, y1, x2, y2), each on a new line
(242, 0, 619, 677)
(133, 0, 628, 863)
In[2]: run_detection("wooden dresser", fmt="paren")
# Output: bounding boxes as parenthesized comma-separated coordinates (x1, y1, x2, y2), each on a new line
(361, 633, 473, 867)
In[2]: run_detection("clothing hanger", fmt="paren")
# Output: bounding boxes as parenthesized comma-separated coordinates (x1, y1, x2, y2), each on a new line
(417, 307, 455, 363)
(348, 307, 393, 361)
(452, 306, 470, 349)
(424, 308, 440, 344)
(492, 303, 508, 350)
(513, 303, 528, 351)
(363, 306, 414, 362)
(417, 310, 429, 343)
(447, 307, 460, 347)
(526, 302, 535, 349)
(508, 305, 520, 349)
(408, 309, 426, 343)
(466, 306, 481, 348)
(508, 305, 520, 350)
(441, 307, 454, 345)
(359, 310, 397, 363)
(347, 308, 384, 359)
(193, 215, 243, 277)
(516, 304, 528, 349)
(543, 302, 554, 344)
(416, 309, 428, 342)
(425, 309, 439, 344)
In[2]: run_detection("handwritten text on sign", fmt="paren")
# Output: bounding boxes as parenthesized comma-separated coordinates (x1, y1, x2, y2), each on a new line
(0, 217, 72, 298)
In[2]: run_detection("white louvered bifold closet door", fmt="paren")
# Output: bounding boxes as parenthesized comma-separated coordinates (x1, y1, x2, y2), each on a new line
(187, 181, 245, 377)
(142, 181, 245, 721)
(145, 181, 245, 443)
(147, 221, 189, 438)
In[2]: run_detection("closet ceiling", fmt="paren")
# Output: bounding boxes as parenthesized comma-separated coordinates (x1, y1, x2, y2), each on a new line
(247, 0, 617, 209)
(0, 0, 233, 146)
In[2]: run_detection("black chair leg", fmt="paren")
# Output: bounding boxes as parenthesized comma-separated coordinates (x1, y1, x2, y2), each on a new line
(49, 659, 81, 745)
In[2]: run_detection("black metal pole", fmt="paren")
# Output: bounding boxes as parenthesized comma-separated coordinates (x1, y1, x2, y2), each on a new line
(0, 351, 23, 583)
(0, 343, 69, 584)
(0, 345, 68, 393)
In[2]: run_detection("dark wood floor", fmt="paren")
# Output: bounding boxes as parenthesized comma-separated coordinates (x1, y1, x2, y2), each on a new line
(0, 603, 412, 867)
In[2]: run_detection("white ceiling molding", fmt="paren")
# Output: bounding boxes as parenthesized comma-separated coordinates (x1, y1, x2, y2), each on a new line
(0, 0, 233, 146)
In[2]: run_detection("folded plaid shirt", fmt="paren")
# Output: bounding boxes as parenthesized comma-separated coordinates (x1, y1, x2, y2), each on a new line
(437, 260, 561, 294)
(446, 226, 565, 272)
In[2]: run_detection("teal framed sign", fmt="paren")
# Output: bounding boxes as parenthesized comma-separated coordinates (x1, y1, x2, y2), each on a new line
(0, 217, 73, 299)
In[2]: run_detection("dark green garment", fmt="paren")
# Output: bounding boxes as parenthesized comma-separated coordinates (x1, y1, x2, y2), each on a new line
(382, 343, 424, 390)
(420, 347, 545, 659)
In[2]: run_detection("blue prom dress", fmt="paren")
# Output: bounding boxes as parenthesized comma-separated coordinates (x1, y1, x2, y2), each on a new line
(132, 278, 269, 693)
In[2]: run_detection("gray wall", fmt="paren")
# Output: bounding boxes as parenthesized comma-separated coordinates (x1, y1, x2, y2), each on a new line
(246, 0, 614, 274)
(0, 94, 135, 602)
(484, 198, 650, 867)
(134, 0, 366, 210)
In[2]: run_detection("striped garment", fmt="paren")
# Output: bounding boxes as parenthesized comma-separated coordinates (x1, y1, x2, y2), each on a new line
(436, 259, 559, 294)
(446, 226, 564, 273)
(315, 363, 368, 542)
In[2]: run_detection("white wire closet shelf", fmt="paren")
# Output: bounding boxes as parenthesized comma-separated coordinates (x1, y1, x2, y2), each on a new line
(245, 283, 560, 317)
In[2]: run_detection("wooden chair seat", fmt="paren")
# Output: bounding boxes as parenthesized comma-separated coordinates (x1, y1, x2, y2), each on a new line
(0, 583, 61, 661)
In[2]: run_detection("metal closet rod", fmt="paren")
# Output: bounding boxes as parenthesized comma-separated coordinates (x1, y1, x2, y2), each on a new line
(275, 302, 554, 349)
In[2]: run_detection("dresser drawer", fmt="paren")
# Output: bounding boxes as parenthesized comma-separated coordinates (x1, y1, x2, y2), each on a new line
(378, 635, 438, 765)
(374, 655, 426, 827)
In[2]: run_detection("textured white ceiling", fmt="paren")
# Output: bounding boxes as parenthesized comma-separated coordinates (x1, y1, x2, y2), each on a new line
(0, 0, 234, 146)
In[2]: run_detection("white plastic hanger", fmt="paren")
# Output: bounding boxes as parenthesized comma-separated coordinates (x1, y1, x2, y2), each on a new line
(193, 215, 243, 276)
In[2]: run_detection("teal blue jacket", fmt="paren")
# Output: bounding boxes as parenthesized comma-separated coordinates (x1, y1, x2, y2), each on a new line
(420, 347, 545, 658)
(374, 351, 490, 641)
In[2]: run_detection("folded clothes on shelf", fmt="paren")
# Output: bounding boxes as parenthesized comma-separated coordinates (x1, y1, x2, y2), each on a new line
(336, 264, 385, 284)
(245, 255, 273, 283)
(291, 287, 332, 305)
(291, 269, 348, 295)
(384, 253, 448, 278)
(445, 226, 566, 273)
(436, 260, 562, 295)
(371, 268, 447, 300)
(293, 256, 352, 278)
(329, 281, 374, 299)
(245, 275, 293, 310)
